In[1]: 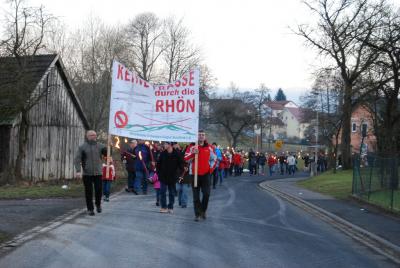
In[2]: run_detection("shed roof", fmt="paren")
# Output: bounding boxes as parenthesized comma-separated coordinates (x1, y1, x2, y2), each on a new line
(0, 54, 89, 128)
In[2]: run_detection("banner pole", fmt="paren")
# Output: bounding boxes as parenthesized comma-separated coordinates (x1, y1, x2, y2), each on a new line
(194, 141, 199, 188)
(106, 134, 111, 179)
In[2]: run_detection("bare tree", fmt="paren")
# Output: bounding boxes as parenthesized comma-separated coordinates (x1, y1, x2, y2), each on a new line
(363, 4, 400, 157)
(301, 68, 343, 171)
(247, 84, 271, 150)
(43, 19, 69, 58)
(199, 64, 217, 129)
(0, 0, 55, 179)
(163, 17, 201, 83)
(125, 12, 165, 81)
(65, 16, 127, 132)
(209, 98, 256, 148)
(297, 0, 385, 169)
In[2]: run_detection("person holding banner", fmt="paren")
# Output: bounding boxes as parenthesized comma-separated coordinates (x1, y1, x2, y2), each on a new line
(134, 140, 154, 195)
(176, 143, 193, 208)
(74, 130, 107, 216)
(184, 130, 217, 222)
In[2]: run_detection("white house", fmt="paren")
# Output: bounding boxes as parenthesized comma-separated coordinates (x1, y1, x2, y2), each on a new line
(263, 100, 309, 140)
(280, 107, 309, 139)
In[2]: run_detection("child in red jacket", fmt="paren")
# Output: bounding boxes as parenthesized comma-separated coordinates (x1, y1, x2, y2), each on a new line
(102, 157, 116, 202)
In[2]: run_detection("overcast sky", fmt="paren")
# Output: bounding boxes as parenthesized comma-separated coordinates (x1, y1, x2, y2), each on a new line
(5, 0, 400, 103)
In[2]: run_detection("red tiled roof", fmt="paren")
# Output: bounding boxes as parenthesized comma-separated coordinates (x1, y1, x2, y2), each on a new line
(264, 101, 290, 110)
(286, 107, 309, 122)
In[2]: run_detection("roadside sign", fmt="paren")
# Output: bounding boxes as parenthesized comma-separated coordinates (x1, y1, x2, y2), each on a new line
(275, 140, 283, 150)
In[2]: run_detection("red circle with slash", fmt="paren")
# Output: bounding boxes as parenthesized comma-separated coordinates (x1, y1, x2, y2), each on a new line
(114, 111, 128, 128)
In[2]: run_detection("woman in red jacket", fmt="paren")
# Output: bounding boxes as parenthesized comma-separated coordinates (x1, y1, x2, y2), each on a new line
(267, 154, 277, 176)
(219, 153, 228, 183)
(233, 151, 242, 176)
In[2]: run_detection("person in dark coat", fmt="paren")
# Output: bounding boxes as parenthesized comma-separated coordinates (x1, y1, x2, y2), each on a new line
(157, 142, 184, 213)
(248, 149, 257, 175)
(121, 140, 137, 194)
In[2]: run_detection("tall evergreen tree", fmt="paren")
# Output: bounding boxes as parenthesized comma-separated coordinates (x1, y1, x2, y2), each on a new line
(274, 88, 287, 101)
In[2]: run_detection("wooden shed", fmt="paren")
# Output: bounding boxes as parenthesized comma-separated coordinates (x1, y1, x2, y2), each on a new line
(0, 54, 89, 181)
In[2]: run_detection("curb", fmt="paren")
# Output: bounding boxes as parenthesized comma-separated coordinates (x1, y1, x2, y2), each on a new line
(0, 188, 125, 254)
(259, 180, 400, 265)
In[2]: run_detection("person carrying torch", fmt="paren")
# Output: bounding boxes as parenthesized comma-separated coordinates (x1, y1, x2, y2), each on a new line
(134, 140, 154, 195)
(184, 130, 217, 222)
(121, 139, 137, 194)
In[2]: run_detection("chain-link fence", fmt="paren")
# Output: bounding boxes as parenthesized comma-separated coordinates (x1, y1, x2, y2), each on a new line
(353, 155, 399, 213)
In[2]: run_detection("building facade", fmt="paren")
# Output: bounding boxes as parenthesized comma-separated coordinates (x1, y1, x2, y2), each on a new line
(0, 54, 89, 181)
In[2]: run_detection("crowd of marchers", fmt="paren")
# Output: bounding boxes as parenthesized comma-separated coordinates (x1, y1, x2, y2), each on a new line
(74, 129, 329, 221)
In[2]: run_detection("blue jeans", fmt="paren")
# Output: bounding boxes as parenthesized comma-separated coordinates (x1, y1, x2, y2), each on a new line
(289, 165, 295, 175)
(269, 165, 274, 176)
(135, 170, 148, 193)
(102, 180, 112, 198)
(212, 169, 223, 187)
(218, 169, 223, 184)
(259, 165, 265, 175)
(176, 183, 190, 206)
(160, 182, 176, 209)
(155, 188, 160, 204)
(127, 171, 135, 189)
(234, 165, 240, 176)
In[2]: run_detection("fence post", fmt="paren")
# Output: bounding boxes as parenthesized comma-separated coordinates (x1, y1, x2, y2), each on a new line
(367, 155, 374, 202)
(352, 156, 358, 195)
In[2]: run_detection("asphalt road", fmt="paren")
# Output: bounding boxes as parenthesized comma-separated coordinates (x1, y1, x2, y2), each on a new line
(0, 174, 395, 268)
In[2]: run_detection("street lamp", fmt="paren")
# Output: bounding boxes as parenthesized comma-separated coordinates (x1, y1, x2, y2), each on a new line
(311, 92, 320, 175)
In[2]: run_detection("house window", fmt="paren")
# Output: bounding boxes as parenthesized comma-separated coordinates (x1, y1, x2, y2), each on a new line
(361, 123, 368, 137)
(352, 123, 357, 132)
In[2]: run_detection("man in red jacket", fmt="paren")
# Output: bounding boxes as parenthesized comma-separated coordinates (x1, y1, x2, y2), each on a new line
(184, 130, 217, 221)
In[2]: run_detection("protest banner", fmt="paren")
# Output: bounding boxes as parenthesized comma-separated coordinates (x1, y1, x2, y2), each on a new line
(107, 60, 200, 186)
(108, 60, 199, 142)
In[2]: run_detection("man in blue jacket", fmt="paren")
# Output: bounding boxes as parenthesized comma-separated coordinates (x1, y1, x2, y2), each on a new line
(134, 140, 154, 194)
(212, 142, 223, 189)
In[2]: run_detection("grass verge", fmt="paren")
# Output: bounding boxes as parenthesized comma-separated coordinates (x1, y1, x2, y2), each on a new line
(364, 190, 400, 213)
(298, 169, 400, 213)
(297, 169, 353, 200)
(0, 232, 9, 243)
(0, 178, 126, 200)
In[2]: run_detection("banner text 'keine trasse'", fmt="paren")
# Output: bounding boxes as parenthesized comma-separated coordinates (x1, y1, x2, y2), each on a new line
(116, 64, 196, 113)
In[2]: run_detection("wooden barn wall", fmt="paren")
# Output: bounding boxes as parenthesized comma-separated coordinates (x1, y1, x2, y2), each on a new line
(0, 126, 11, 173)
(9, 65, 87, 181)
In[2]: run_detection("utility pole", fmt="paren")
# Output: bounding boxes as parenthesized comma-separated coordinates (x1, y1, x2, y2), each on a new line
(316, 108, 319, 165)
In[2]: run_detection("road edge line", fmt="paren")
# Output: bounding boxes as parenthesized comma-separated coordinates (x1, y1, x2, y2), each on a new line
(0, 188, 126, 254)
(258, 180, 400, 265)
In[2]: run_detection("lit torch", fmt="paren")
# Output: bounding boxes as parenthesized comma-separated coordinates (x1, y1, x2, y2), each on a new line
(114, 136, 120, 150)
(138, 151, 149, 178)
